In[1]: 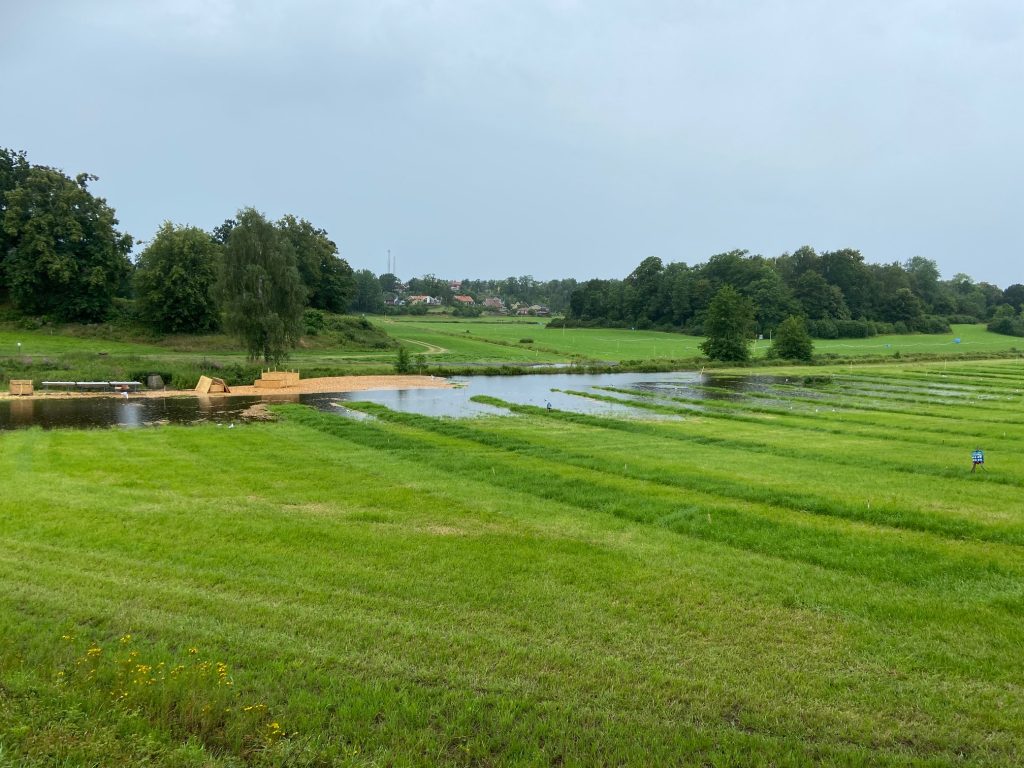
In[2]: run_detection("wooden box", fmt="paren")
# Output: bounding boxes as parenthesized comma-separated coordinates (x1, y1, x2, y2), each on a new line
(10, 379, 34, 396)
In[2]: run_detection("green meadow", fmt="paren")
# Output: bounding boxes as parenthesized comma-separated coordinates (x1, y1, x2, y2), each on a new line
(2, 319, 1020, 391)
(2, 358, 1024, 765)
(380, 317, 1020, 365)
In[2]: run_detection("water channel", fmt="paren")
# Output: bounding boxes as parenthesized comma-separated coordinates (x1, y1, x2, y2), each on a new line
(0, 371, 814, 430)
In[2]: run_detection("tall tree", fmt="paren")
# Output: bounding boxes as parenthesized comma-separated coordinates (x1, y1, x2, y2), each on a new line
(1003, 284, 1024, 312)
(793, 270, 847, 320)
(700, 285, 755, 362)
(903, 256, 942, 312)
(378, 272, 400, 293)
(820, 249, 870, 318)
(624, 256, 665, 323)
(350, 269, 385, 313)
(277, 214, 354, 313)
(748, 271, 797, 333)
(2, 161, 132, 321)
(134, 222, 221, 333)
(0, 149, 31, 300)
(220, 208, 305, 364)
(885, 287, 924, 324)
(211, 218, 237, 245)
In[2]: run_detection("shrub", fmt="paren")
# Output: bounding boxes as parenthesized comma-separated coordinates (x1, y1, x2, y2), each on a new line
(807, 318, 838, 339)
(913, 315, 951, 334)
(834, 319, 873, 338)
(395, 346, 412, 373)
(303, 309, 326, 336)
(770, 316, 814, 362)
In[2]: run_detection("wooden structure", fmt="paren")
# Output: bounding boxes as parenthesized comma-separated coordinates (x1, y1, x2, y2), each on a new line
(9, 379, 34, 396)
(254, 371, 300, 389)
(195, 376, 231, 394)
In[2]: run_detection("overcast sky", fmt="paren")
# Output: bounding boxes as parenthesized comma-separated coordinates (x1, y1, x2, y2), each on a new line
(3, 1, 1021, 285)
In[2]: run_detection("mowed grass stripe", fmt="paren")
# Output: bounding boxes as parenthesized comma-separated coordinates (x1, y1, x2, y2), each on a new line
(0, 434, 937, 765)
(3, 413, 1024, 764)
(287, 405, 1024, 596)
(613, 380, 1024, 428)
(574, 386, 1024, 458)
(572, 387, 1024, 484)
(353, 401, 1024, 566)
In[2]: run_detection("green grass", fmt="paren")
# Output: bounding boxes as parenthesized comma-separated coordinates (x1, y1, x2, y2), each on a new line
(2, 358, 1024, 765)
(380, 317, 1022, 365)
(3, 318, 1022, 391)
(0, 318, 401, 389)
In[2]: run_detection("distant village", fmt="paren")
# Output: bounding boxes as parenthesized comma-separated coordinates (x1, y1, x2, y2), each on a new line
(387, 279, 552, 316)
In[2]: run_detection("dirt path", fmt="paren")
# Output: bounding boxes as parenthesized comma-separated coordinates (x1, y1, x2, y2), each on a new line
(395, 338, 448, 355)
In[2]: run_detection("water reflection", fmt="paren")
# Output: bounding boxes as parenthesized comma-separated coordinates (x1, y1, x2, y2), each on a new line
(1, 371, 806, 430)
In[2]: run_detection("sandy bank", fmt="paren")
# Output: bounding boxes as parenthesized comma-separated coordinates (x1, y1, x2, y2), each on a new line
(1, 375, 451, 400)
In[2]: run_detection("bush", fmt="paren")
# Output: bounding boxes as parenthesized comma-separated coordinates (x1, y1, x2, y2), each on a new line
(770, 316, 814, 362)
(303, 309, 326, 336)
(834, 319, 873, 338)
(519, 338, 534, 344)
(807, 318, 838, 339)
(946, 314, 981, 325)
(913, 315, 951, 334)
(395, 346, 412, 373)
(988, 315, 1024, 337)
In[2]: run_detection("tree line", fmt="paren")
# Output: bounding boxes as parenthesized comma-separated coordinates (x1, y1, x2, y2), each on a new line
(1, 148, 354, 362)
(564, 250, 1024, 340)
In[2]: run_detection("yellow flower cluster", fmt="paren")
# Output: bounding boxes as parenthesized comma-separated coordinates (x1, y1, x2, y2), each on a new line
(59, 632, 291, 748)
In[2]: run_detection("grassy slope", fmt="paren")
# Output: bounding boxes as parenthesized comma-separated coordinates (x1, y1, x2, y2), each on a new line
(0, 319, 400, 388)
(2, 359, 1024, 765)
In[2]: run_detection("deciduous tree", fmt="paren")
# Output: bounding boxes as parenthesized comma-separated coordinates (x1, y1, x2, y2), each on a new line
(277, 214, 354, 313)
(134, 222, 221, 333)
(220, 208, 305, 364)
(770, 315, 814, 361)
(2, 158, 132, 321)
(700, 285, 754, 362)
(350, 269, 385, 313)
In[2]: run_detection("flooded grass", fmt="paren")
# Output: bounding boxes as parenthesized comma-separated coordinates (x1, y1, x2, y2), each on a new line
(2, 358, 1024, 764)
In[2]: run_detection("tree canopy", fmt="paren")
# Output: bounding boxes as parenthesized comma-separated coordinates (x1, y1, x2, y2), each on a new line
(566, 247, 1014, 339)
(277, 214, 354, 313)
(220, 208, 306, 364)
(350, 269, 386, 313)
(1, 150, 132, 321)
(134, 222, 221, 333)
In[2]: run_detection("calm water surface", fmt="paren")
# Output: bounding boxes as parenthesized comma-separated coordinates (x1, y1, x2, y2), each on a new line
(0, 372, 803, 430)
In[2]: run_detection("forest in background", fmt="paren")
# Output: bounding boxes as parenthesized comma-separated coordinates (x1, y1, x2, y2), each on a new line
(564, 251, 1024, 339)
(3, 148, 1023, 345)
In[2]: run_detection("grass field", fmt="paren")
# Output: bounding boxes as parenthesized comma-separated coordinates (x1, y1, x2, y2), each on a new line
(2, 358, 1024, 765)
(0, 319, 401, 388)
(2, 319, 1021, 391)
(380, 317, 1021, 365)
